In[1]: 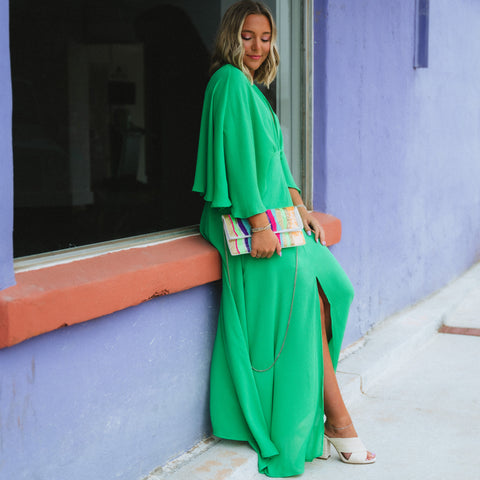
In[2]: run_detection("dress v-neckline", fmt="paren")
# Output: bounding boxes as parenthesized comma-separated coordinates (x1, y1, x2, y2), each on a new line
(253, 84, 280, 143)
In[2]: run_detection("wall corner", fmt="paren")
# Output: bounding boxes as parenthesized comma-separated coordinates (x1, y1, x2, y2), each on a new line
(0, 0, 15, 291)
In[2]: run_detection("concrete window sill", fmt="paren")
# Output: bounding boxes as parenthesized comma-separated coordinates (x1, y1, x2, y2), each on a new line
(0, 212, 341, 349)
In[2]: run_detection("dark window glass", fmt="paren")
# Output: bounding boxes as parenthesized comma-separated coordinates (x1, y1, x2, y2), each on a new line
(10, 0, 221, 256)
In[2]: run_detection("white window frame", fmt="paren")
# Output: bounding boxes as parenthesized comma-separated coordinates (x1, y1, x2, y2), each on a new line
(276, 0, 313, 207)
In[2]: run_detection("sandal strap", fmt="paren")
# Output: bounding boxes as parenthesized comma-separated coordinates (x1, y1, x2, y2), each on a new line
(325, 435, 367, 453)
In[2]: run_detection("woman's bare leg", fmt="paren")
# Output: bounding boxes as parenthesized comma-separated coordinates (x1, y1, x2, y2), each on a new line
(319, 291, 375, 461)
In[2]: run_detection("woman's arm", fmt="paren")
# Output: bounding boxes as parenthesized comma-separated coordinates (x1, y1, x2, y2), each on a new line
(289, 188, 326, 245)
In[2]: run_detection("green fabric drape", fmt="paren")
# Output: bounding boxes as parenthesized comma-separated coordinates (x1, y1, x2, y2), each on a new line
(193, 65, 354, 477)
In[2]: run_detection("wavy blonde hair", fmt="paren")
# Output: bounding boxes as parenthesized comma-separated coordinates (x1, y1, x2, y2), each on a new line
(210, 1, 279, 87)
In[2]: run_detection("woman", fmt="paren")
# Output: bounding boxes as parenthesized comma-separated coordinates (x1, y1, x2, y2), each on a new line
(193, 1, 375, 477)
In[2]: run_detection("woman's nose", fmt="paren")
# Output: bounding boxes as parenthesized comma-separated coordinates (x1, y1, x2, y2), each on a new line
(252, 38, 260, 51)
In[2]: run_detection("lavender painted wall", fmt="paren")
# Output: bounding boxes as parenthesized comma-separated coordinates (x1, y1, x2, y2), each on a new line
(0, 0, 14, 290)
(2, 1, 480, 478)
(313, 0, 480, 345)
(0, 283, 219, 480)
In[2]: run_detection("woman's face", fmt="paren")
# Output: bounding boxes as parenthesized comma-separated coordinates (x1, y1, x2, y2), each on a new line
(241, 14, 271, 77)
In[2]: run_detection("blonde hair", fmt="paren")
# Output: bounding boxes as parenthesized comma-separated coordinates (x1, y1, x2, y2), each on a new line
(210, 1, 279, 87)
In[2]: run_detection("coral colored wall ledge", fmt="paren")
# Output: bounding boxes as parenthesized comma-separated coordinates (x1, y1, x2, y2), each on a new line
(0, 212, 341, 349)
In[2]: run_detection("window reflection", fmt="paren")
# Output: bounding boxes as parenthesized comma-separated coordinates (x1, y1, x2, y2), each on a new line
(11, 0, 215, 256)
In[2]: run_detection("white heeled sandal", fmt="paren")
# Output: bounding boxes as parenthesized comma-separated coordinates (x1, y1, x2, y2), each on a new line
(319, 434, 376, 464)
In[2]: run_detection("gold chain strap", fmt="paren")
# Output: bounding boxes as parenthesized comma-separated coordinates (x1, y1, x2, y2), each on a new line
(223, 235, 298, 373)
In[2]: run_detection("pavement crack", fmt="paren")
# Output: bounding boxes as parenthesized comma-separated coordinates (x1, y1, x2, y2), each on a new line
(336, 370, 368, 395)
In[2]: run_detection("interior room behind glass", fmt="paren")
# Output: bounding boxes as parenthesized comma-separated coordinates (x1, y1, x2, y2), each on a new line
(10, 0, 215, 256)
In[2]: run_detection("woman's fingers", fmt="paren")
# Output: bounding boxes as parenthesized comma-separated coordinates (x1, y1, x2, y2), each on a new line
(319, 225, 327, 245)
(313, 222, 320, 243)
(312, 223, 326, 245)
(305, 217, 327, 246)
(251, 248, 279, 259)
(251, 230, 281, 258)
(303, 219, 312, 237)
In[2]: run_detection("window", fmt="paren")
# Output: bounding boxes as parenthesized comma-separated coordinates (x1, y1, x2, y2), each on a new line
(414, 0, 429, 68)
(11, 0, 310, 258)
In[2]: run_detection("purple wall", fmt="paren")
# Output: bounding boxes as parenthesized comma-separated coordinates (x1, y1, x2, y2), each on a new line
(2, 1, 480, 478)
(0, 0, 14, 290)
(313, 0, 480, 345)
(0, 283, 219, 479)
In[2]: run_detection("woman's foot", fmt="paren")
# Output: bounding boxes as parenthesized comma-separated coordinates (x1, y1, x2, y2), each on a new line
(324, 421, 376, 462)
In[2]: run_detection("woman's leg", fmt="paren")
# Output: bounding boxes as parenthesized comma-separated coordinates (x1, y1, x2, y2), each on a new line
(319, 291, 375, 461)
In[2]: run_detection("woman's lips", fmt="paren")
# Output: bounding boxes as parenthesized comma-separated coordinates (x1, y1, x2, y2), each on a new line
(248, 55, 262, 60)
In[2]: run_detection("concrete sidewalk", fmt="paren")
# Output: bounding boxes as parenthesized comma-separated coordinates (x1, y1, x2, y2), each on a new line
(147, 261, 480, 480)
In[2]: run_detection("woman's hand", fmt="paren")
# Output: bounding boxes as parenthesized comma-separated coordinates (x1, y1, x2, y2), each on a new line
(288, 189, 326, 245)
(298, 207, 327, 245)
(248, 212, 282, 259)
(250, 229, 282, 259)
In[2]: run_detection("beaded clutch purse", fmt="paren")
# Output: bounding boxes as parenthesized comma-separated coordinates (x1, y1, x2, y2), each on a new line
(222, 206, 306, 256)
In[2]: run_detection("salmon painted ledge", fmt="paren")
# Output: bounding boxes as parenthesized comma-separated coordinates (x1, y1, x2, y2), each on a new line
(0, 212, 341, 349)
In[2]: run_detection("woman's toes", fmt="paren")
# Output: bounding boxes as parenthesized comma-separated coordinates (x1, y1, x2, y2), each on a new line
(341, 451, 375, 462)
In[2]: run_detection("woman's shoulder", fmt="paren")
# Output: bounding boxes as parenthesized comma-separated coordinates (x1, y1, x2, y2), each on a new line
(203, 65, 256, 120)
(209, 64, 251, 91)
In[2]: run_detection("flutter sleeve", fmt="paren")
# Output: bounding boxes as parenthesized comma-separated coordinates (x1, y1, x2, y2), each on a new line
(193, 66, 267, 219)
(278, 127, 300, 193)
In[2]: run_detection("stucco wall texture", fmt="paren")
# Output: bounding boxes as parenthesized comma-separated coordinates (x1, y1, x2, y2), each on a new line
(314, 0, 480, 345)
(0, 283, 219, 479)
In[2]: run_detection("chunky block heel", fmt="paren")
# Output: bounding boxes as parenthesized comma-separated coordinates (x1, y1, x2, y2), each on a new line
(318, 435, 331, 460)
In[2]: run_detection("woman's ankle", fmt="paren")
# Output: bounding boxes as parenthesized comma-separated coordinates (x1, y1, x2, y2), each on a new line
(324, 417, 357, 438)
(325, 414, 352, 430)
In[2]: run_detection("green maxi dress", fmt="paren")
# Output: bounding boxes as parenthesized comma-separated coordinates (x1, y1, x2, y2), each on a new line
(193, 64, 354, 478)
